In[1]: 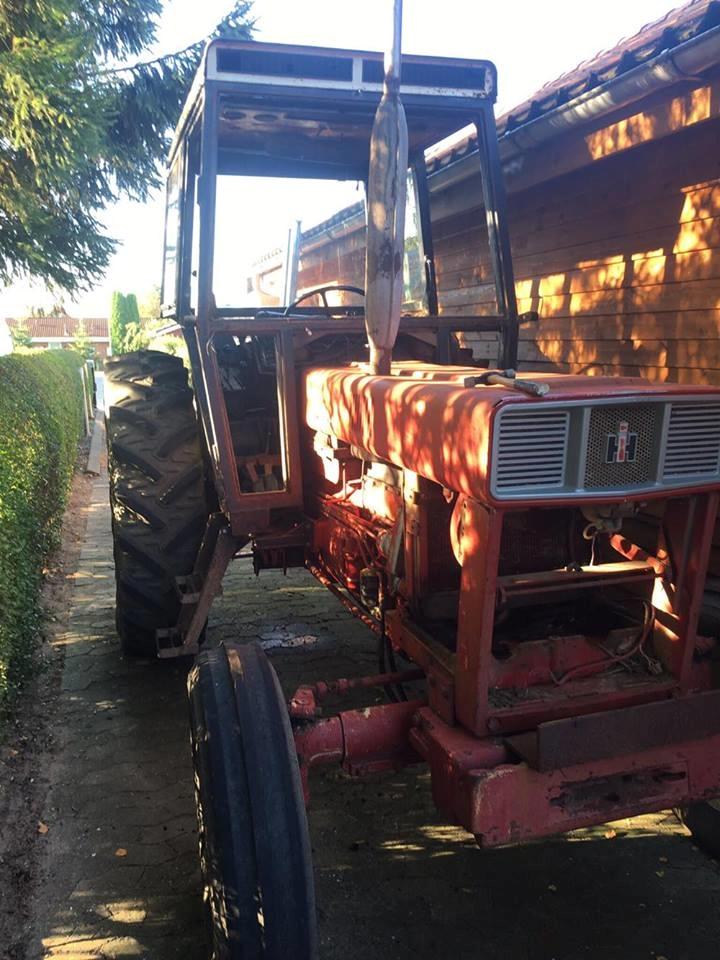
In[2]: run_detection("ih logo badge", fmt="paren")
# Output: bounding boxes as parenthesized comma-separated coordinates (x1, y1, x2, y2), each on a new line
(606, 420, 638, 464)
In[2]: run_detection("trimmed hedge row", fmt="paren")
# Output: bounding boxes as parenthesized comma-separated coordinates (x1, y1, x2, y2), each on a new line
(0, 350, 85, 704)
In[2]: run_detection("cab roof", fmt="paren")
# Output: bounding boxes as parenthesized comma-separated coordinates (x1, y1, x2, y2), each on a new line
(170, 39, 498, 180)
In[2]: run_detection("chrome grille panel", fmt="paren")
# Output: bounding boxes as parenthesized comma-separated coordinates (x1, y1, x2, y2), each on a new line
(663, 402, 720, 479)
(584, 404, 662, 489)
(490, 396, 720, 500)
(494, 409, 569, 491)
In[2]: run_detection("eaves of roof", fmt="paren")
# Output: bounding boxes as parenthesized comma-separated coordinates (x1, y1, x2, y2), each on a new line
(426, 0, 720, 177)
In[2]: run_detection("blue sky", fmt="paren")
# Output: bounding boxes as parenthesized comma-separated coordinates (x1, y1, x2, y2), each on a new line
(1, 0, 683, 317)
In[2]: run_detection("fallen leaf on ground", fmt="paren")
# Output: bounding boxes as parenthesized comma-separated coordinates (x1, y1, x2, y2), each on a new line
(115, 848, 128, 857)
(37, 822, 49, 835)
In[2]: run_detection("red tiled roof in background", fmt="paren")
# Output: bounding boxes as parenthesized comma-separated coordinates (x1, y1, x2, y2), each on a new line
(6, 316, 109, 339)
(426, 0, 720, 172)
(74, 318, 108, 338)
(502, 0, 718, 131)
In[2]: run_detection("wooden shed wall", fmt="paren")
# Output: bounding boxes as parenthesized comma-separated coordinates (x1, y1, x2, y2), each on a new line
(433, 111, 720, 384)
(298, 225, 366, 295)
(282, 76, 720, 387)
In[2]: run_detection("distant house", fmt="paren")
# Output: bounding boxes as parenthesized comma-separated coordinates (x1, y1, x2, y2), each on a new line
(5, 315, 110, 357)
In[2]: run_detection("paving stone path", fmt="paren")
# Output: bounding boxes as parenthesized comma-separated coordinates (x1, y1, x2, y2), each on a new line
(30, 469, 204, 959)
(28, 429, 720, 960)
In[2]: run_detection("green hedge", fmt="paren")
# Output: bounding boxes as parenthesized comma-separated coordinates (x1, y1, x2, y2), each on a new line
(0, 350, 85, 704)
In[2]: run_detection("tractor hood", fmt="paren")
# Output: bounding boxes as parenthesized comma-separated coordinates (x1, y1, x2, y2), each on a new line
(302, 363, 720, 506)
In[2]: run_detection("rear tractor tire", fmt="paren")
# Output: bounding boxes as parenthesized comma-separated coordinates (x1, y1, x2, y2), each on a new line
(188, 641, 318, 960)
(105, 350, 211, 657)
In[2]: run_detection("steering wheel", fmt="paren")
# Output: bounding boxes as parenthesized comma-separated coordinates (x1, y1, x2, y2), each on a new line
(284, 284, 365, 319)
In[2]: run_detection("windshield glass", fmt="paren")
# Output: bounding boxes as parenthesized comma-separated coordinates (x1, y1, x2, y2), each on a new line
(209, 173, 427, 312)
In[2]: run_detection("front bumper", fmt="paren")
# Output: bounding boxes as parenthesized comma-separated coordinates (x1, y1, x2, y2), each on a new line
(411, 693, 720, 847)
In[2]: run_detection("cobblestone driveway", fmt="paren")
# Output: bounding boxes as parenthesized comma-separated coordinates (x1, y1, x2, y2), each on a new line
(29, 449, 720, 960)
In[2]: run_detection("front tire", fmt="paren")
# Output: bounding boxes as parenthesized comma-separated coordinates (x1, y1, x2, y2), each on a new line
(105, 350, 210, 656)
(683, 800, 720, 858)
(188, 642, 318, 959)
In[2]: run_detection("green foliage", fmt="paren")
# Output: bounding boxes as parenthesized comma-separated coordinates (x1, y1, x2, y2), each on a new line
(125, 293, 140, 327)
(147, 329, 182, 358)
(142, 310, 184, 358)
(72, 319, 95, 360)
(110, 289, 149, 353)
(0, 1, 254, 292)
(121, 293, 147, 350)
(139, 284, 161, 320)
(123, 320, 150, 352)
(0, 350, 85, 704)
(10, 322, 33, 349)
(111, 283, 186, 358)
(109, 290, 124, 354)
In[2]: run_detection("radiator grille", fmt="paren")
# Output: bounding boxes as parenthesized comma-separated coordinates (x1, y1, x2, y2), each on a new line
(494, 409, 569, 491)
(663, 402, 720, 479)
(492, 398, 720, 501)
(584, 404, 661, 489)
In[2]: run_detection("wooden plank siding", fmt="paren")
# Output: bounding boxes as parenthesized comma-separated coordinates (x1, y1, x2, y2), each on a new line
(283, 82, 720, 389)
(432, 110, 720, 386)
(259, 87, 720, 383)
(299, 236, 366, 294)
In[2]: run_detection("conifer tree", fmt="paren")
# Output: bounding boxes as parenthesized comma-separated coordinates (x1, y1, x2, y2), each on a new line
(109, 291, 126, 355)
(0, 2, 253, 292)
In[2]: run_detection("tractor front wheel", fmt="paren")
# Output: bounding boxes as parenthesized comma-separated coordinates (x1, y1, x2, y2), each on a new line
(682, 800, 720, 858)
(188, 642, 317, 960)
(105, 349, 211, 657)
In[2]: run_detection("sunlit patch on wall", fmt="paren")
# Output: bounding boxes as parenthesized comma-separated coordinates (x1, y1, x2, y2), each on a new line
(673, 216, 717, 254)
(585, 85, 712, 161)
(630, 249, 666, 285)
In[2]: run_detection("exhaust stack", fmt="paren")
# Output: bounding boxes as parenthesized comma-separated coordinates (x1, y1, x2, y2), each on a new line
(364, 0, 408, 376)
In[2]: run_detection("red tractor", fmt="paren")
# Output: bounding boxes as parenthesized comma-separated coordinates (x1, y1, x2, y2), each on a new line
(105, 21, 720, 960)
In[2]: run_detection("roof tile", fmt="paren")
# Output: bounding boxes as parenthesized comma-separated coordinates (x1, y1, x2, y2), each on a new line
(6, 316, 109, 339)
(426, 0, 719, 173)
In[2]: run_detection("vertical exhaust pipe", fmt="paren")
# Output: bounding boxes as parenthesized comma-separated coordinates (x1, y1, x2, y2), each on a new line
(364, 0, 408, 376)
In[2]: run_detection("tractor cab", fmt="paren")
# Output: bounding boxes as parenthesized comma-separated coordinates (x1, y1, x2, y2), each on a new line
(160, 38, 520, 526)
